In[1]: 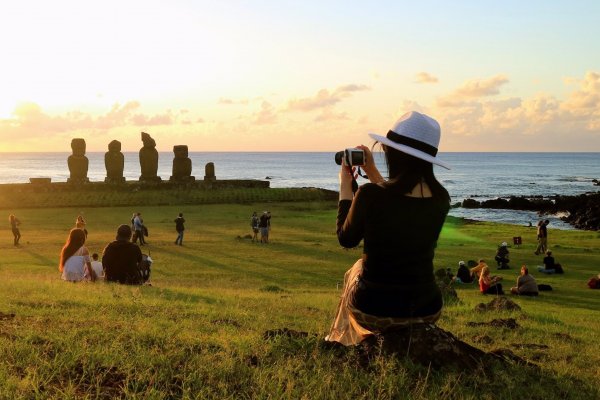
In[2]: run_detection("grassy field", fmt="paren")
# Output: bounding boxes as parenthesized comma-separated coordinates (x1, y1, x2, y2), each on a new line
(1, 200, 599, 399)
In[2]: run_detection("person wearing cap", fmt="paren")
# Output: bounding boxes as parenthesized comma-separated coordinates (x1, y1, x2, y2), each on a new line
(102, 224, 144, 284)
(456, 261, 473, 283)
(326, 111, 451, 346)
(495, 242, 510, 270)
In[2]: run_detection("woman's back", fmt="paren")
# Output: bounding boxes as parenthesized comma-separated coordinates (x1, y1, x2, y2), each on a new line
(61, 246, 89, 282)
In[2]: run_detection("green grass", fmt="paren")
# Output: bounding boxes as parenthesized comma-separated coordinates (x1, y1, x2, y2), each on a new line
(1, 201, 599, 399)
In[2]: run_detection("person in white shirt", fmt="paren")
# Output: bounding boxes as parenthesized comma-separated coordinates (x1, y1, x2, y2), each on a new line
(90, 253, 104, 280)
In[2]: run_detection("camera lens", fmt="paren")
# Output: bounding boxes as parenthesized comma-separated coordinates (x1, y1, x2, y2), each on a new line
(334, 151, 343, 165)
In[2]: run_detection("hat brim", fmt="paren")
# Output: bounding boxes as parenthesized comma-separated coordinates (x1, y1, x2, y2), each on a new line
(368, 133, 451, 170)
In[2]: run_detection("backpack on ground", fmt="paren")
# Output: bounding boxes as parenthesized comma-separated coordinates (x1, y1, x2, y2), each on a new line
(139, 254, 152, 283)
(588, 276, 600, 289)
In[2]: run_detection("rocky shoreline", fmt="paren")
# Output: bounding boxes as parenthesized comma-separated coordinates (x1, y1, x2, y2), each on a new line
(459, 191, 600, 231)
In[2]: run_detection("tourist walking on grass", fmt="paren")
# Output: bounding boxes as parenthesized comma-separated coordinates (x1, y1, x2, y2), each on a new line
(250, 212, 259, 242)
(326, 111, 451, 346)
(75, 215, 88, 238)
(133, 212, 146, 246)
(174, 213, 185, 246)
(534, 219, 549, 255)
(9, 214, 21, 246)
(59, 228, 96, 282)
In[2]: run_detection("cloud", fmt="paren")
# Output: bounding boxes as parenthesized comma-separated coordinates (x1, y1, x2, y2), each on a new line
(433, 71, 600, 146)
(218, 97, 249, 105)
(314, 109, 349, 122)
(286, 84, 370, 112)
(414, 72, 439, 84)
(0, 101, 180, 142)
(252, 101, 277, 125)
(437, 75, 509, 108)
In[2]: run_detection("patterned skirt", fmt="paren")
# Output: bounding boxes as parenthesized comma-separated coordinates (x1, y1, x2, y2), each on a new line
(325, 259, 441, 346)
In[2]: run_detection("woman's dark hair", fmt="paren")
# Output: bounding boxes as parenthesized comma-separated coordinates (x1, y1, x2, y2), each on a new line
(59, 228, 86, 272)
(380, 144, 450, 201)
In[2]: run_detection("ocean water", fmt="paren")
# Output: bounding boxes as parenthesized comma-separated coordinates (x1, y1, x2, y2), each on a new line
(1, 152, 599, 229)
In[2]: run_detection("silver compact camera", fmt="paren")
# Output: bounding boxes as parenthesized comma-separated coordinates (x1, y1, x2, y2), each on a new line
(334, 148, 365, 166)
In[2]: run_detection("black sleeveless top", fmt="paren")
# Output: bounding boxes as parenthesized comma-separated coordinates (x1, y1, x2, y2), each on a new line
(337, 183, 449, 317)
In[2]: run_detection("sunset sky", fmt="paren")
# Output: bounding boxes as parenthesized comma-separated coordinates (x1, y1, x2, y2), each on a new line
(1, 1, 599, 152)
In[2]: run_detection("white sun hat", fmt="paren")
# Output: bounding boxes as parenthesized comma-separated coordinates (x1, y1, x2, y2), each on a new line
(368, 111, 450, 169)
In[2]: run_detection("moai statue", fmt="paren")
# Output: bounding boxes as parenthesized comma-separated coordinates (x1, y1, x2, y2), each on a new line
(104, 140, 125, 183)
(169, 145, 195, 182)
(204, 162, 216, 182)
(67, 138, 89, 183)
(139, 132, 161, 182)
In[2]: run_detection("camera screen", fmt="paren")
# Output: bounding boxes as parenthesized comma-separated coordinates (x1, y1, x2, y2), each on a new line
(350, 150, 364, 165)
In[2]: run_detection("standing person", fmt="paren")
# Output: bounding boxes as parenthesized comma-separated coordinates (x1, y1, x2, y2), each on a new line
(534, 219, 549, 255)
(133, 212, 146, 246)
(326, 111, 451, 346)
(9, 214, 21, 246)
(102, 225, 144, 284)
(75, 215, 88, 238)
(174, 213, 185, 246)
(259, 211, 270, 243)
(250, 212, 259, 242)
(59, 228, 96, 282)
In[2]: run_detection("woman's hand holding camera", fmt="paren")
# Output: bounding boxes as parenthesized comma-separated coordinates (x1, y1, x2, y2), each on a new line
(355, 145, 384, 184)
(339, 163, 356, 201)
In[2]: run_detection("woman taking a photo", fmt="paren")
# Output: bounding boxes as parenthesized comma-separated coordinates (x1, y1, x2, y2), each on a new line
(326, 111, 451, 345)
(59, 228, 96, 282)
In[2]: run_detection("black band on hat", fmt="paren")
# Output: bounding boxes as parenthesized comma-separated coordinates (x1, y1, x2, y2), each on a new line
(386, 130, 438, 156)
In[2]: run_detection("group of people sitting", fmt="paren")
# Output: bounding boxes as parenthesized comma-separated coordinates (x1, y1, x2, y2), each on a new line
(450, 257, 548, 297)
(59, 224, 151, 285)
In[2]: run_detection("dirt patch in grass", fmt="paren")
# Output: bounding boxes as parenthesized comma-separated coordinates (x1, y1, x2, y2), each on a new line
(467, 318, 520, 329)
(475, 297, 522, 312)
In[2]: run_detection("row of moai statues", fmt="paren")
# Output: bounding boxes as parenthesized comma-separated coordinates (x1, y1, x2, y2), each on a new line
(67, 132, 216, 183)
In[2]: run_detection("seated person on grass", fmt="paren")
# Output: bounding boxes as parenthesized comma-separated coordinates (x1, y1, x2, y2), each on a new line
(479, 266, 504, 295)
(470, 259, 488, 280)
(102, 225, 144, 285)
(456, 261, 473, 283)
(90, 253, 104, 280)
(510, 265, 538, 296)
(538, 250, 564, 274)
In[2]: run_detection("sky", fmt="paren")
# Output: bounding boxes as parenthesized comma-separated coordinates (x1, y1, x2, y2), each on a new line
(1, 0, 599, 152)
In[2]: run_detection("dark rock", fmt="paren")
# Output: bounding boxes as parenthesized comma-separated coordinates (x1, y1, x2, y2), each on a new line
(462, 198, 480, 208)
